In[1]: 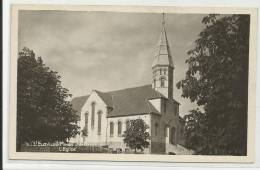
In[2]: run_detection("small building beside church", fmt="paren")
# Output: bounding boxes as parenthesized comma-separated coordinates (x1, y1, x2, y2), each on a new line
(70, 15, 192, 155)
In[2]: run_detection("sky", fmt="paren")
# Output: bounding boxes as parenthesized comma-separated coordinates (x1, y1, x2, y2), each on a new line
(18, 10, 206, 116)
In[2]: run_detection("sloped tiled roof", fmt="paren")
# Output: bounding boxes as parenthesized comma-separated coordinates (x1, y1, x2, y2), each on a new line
(107, 85, 162, 117)
(95, 90, 113, 107)
(71, 95, 90, 116)
(71, 84, 179, 118)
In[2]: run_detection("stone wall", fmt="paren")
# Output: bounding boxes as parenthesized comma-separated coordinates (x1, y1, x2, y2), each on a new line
(151, 142, 166, 154)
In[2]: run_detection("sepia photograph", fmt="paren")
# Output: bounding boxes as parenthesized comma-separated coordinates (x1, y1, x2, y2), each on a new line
(8, 5, 257, 162)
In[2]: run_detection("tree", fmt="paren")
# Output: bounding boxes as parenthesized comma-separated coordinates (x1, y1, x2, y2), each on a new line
(81, 126, 88, 145)
(122, 119, 150, 153)
(177, 14, 249, 155)
(183, 109, 207, 153)
(17, 47, 80, 151)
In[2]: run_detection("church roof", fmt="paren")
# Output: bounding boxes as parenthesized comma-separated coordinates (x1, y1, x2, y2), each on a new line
(71, 94, 90, 117)
(71, 84, 179, 118)
(152, 14, 174, 68)
(95, 90, 113, 107)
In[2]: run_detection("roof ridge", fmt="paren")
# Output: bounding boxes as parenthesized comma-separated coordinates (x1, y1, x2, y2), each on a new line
(71, 94, 89, 100)
(106, 84, 152, 94)
(71, 84, 154, 101)
(94, 90, 113, 107)
(95, 89, 107, 94)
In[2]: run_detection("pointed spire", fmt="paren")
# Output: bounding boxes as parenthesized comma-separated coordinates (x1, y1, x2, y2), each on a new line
(158, 13, 168, 46)
(162, 13, 165, 26)
(152, 13, 174, 68)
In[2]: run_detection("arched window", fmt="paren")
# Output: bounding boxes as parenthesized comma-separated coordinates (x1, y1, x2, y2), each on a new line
(126, 120, 130, 130)
(84, 112, 88, 128)
(160, 77, 165, 87)
(97, 111, 102, 135)
(110, 122, 114, 137)
(118, 121, 122, 136)
(170, 127, 176, 145)
(155, 123, 159, 136)
(91, 102, 96, 129)
(164, 126, 169, 137)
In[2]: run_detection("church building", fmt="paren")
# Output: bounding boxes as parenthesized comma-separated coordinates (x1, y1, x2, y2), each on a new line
(70, 15, 192, 154)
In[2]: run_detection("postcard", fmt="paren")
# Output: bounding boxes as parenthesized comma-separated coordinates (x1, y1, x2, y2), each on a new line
(9, 5, 257, 162)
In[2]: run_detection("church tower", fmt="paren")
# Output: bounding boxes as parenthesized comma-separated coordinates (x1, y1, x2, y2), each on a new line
(152, 13, 174, 99)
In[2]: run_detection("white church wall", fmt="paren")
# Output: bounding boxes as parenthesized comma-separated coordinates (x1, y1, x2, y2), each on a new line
(107, 114, 151, 153)
(78, 91, 109, 145)
(107, 114, 151, 142)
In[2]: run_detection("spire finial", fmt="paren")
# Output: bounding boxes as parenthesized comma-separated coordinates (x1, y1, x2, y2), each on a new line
(162, 13, 165, 26)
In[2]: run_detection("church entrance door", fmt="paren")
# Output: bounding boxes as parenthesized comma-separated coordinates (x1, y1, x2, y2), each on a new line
(170, 127, 176, 145)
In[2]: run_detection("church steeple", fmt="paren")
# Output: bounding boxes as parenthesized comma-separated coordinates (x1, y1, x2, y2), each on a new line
(152, 13, 174, 99)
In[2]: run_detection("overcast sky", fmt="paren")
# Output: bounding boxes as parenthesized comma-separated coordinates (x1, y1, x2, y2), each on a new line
(18, 11, 206, 116)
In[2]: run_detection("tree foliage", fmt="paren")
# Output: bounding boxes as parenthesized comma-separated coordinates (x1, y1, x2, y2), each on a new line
(17, 47, 80, 151)
(81, 126, 88, 137)
(177, 14, 249, 155)
(123, 119, 150, 153)
(183, 109, 207, 152)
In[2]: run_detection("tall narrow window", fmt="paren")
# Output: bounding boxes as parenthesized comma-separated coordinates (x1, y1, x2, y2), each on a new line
(97, 111, 102, 135)
(118, 121, 122, 136)
(160, 69, 162, 75)
(164, 126, 168, 137)
(160, 77, 165, 87)
(110, 122, 114, 137)
(91, 102, 96, 129)
(126, 120, 130, 130)
(153, 79, 156, 87)
(85, 112, 88, 128)
(155, 123, 159, 136)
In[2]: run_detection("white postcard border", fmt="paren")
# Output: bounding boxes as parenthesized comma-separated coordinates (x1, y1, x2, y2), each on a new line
(9, 4, 258, 163)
